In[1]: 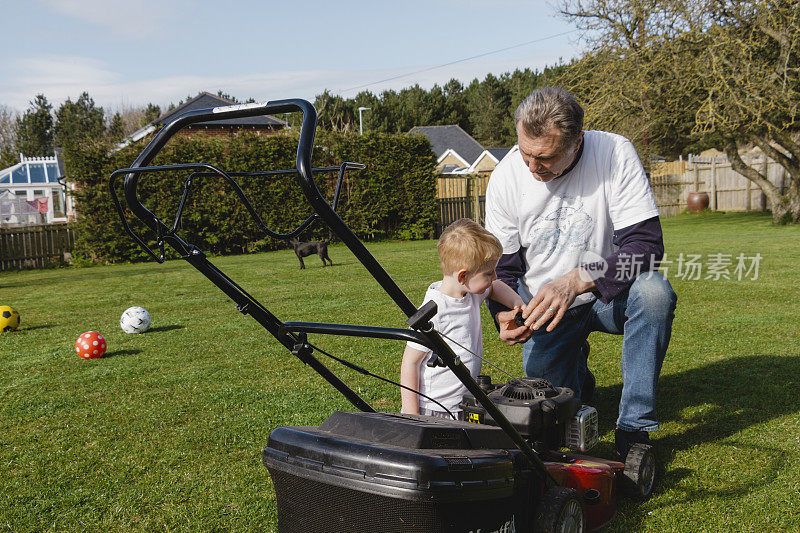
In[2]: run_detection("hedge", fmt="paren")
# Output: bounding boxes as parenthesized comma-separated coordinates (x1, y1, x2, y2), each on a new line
(65, 130, 438, 263)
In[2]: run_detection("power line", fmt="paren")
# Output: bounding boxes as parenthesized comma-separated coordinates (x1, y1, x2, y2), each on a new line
(338, 29, 577, 95)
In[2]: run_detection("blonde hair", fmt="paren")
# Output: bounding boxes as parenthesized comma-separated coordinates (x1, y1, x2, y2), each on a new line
(437, 218, 502, 274)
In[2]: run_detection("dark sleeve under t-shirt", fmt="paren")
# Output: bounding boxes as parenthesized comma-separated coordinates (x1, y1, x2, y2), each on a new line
(486, 216, 665, 318)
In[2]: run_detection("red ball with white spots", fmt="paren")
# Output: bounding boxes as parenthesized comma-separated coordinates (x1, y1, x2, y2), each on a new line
(75, 331, 107, 359)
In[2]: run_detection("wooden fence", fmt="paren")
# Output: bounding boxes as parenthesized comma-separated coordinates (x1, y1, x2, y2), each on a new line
(436, 173, 491, 235)
(439, 155, 784, 230)
(436, 171, 686, 231)
(648, 174, 684, 218)
(651, 154, 785, 214)
(0, 224, 77, 271)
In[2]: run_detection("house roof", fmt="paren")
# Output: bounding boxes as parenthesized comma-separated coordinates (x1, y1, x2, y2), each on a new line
(438, 148, 470, 168)
(155, 92, 287, 128)
(485, 148, 511, 163)
(463, 148, 512, 174)
(408, 125, 485, 167)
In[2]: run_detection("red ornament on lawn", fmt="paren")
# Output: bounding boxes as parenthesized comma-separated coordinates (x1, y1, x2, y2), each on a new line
(75, 331, 107, 359)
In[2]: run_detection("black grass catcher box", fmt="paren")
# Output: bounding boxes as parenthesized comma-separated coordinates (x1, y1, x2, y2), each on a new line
(263, 411, 542, 533)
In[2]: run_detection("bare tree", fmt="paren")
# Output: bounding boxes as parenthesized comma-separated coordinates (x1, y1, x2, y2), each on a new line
(560, 0, 800, 223)
(0, 105, 19, 168)
(103, 103, 163, 142)
(0, 105, 17, 149)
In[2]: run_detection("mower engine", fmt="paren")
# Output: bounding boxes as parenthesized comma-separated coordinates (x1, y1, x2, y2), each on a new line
(460, 376, 599, 453)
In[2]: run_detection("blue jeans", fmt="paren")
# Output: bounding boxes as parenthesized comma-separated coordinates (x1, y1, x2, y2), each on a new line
(521, 271, 677, 431)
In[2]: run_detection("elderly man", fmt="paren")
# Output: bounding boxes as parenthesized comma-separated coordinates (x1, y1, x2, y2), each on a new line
(485, 87, 677, 459)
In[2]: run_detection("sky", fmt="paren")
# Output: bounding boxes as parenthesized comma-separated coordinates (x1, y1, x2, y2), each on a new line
(0, 0, 583, 115)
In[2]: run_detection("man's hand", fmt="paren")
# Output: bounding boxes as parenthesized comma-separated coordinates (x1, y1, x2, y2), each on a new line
(497, 306, 531, 345)
(522, 268, 595, 332)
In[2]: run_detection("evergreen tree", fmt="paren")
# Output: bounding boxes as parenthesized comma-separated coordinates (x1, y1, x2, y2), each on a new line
(308, 63, 569, 145)
(466, 74, 510, 146)
(108, 112, 125, 142)
(54, 92, 105, 148)
(373, 89, 401, 133)
(353, 91, 380, 134)
(15, 94, 54, 157)
(442, 79, 468, 130)
(142, 103, 161, 126)
(396, 85, 445, 132)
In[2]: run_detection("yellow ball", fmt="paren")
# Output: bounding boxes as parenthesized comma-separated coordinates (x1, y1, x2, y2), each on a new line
(0, 305, 20, 332)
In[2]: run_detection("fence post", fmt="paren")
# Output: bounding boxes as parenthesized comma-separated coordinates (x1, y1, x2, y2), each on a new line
(760, 156, 768, 210)
(472, 175, 481, 225)
(710, 157, 717, 210)
(746, 179, 752, 211)
(693, 156, 700, 192)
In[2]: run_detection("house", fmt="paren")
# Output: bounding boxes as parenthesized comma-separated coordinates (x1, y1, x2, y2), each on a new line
(118, 92, 287, 149)
(408, 125, 486, 174)
(0, 153, 72, 226)
(469, 148, 511, 174)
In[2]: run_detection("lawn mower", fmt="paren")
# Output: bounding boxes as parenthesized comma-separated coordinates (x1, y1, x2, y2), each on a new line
(110, 98, 654, 532)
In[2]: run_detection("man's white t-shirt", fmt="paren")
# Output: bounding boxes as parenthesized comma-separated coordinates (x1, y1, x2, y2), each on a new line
(485, 130, 659, 308)
(406, 281, 489, 413)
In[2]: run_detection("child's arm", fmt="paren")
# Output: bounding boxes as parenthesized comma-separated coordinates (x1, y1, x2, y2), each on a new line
(400, 345, 429, 414)
(488, 279, 524, 311)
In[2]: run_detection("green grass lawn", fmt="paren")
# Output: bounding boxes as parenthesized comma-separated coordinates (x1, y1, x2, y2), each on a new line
(1, 211, 799, 532)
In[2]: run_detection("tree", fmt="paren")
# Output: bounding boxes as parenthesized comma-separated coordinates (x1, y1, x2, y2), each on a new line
(372, 89, 401, 133)
(216, 90, 239, 103)
(559, 0, 800, 223)
(110, 103, 161, 137)
(314, 90, 357, 132)
(15, 94, 54, 157)
(108, 112, 125, 142)
(142, 103, 161, 126)
(395, 84, 447, 132)
(442, 78, 469, 130)
(466, 74, 510, 146)
(308, 64, 569, 142)
(353, 91, 380, 133)
(0, 105, 18, 168)
(212, 90, 256, 104)
(54, 92, 105, 148)
(500, 66, 571, 144)
(695, 0, 800, 223)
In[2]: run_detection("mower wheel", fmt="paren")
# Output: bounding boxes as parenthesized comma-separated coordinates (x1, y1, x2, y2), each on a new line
(622, 443, 656, 499)
(533, 486, 586, 533)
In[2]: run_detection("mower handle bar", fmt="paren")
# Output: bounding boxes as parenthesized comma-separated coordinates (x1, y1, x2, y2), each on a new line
(113, 98, 555, 485)
(109, 162, 362, 263)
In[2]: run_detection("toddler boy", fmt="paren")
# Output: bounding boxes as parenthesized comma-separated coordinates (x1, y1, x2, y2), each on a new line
(401, 218, 524, 418)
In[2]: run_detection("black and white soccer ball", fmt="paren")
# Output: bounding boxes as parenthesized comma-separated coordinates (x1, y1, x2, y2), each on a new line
(120, 306, 151, 334)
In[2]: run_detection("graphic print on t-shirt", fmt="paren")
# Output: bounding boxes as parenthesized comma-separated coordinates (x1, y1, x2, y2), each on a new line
(527, 194, 594, 258)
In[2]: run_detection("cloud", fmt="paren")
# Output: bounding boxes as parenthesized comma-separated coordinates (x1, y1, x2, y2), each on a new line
(0, 56, 121, 110)
(35, 0, 188, 38)
(107, 56, 561, 109)
(0, 51, 569, 114)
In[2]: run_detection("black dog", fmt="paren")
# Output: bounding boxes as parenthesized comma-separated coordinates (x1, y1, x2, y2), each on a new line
(289, 237, 333, 269)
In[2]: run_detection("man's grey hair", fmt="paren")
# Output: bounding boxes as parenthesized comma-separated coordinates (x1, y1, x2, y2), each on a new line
(514, 87, 584, 149)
